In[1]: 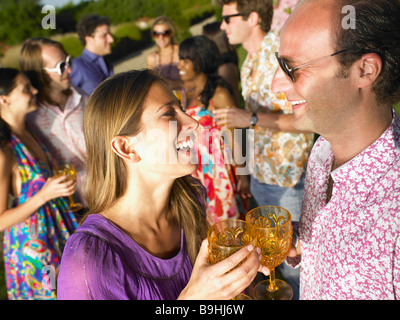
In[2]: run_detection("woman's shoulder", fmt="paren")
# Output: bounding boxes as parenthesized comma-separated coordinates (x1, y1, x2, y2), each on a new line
(58, 215, 129, 299)
(0, 142, 13, 160)
(212, 86, 235, 109)
(146, 51, 158, 68)
(69, 214, 124, 246)
(59, 215, 126, 279)
(0, 142, 15, 172)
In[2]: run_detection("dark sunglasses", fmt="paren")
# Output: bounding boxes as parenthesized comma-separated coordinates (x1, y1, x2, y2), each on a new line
(221, 13, 248, 24)
(152, 30, 171, 37)
(275, 50, 348, 82)
(43, 55, 72, 75)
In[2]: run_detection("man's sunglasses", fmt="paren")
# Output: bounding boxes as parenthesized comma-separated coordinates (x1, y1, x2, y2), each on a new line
(152, 30, 171, 38)
(275, 50, 348, 82)
(221, 13, 249, 24)
(43, 55, 72, 75)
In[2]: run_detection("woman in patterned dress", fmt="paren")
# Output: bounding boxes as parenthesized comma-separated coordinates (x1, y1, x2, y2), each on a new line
(0, 68, 78, 299)
(178, 36, 246, 225)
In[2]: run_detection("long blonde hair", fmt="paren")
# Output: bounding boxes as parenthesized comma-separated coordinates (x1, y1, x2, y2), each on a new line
(82, 69, 208, 264)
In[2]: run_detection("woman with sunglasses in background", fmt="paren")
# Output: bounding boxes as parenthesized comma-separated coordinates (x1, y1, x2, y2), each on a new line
(146, 16, 183, 93)
(19, 37, 88, 209)
(0, 68, 78, 299)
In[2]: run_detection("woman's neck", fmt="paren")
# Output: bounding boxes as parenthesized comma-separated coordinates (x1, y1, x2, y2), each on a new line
(186, 73, 208, 106)
(102, 176, 175, 234)
(1, 113, 27, 137)
(100, 176, 181, 258)
(158, 43, 174, 54)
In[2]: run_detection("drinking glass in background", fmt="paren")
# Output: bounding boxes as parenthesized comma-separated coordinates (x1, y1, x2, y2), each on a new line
(55, 164, 83, 212)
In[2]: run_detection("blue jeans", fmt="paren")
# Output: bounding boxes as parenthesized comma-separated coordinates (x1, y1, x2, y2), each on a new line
(250, 174, 305, 300)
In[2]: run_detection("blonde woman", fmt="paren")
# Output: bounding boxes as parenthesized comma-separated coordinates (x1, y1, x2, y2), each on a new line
(146, 16, 182, 90)
(57, 69, 265, 300)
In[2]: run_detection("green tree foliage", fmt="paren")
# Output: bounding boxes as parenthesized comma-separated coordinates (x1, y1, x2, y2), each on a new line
(0, 0, 52, 45)
(0, 0, 217, 46)
(76, 0, 167, 24)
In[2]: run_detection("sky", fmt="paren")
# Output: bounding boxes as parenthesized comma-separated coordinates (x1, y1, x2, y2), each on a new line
(40, 0, 85, 8)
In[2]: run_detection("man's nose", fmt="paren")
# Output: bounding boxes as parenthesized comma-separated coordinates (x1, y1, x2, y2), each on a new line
(271, 66, 293, 95)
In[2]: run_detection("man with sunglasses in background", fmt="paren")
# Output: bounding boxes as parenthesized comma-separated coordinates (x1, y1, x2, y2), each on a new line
(273, 0, 400, 299)
(19, 37, 87, 208)
(71, 14, 114, 96)
(215, 0, 314, 300)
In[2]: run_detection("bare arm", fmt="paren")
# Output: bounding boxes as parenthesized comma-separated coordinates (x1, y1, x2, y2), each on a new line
(0, 147, 76, 232)
(213, 107, 310, 133)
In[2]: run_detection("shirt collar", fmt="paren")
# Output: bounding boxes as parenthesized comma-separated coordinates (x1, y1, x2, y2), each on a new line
(41, 87, 86, 113)
(82, 48, 102, 62)
(331, 109, 399, 185)
(250, 32, 277, 58)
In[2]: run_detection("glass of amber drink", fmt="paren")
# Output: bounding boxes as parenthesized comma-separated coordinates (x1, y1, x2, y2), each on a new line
(246, 206, 293, 300)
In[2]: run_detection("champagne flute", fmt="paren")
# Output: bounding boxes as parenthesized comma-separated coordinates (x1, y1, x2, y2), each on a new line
(56, 164, 83, 212)
(246, 206, 293, 300)
(207, 219, 257, 299)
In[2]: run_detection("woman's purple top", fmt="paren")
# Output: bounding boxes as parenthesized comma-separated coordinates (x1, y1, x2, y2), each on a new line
(57, 214, 193, 300)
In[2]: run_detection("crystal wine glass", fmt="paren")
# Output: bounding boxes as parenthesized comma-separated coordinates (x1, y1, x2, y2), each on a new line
(246, 206, 293, 300)
(207, 219, 257, 299)
(56, 164, 83, 212)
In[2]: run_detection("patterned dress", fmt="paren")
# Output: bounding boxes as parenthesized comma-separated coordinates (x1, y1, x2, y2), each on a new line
(186, 102, 245, 225)
(3, 135, 78, 300)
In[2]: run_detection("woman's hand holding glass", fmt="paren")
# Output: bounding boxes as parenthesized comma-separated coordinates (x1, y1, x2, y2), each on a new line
(37, 173, 76, 204)
(178, 238, 263, 300)
(178, 219, 270, 300)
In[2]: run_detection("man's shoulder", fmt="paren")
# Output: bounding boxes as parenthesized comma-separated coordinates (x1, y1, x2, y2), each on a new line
(72, 54, 92, 69)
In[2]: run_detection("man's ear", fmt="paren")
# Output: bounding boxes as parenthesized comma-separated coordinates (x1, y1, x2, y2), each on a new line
(111, 135, 141, 163)
(0, 95, 9, 106)
(248, 11, 261, 28)
(355, 53, 382, 89)
(84, 35, 93, 48)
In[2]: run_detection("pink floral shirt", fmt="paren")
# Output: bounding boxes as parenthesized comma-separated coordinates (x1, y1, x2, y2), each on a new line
(26, 87, 87, 204)
(299, 110, 400, 299)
